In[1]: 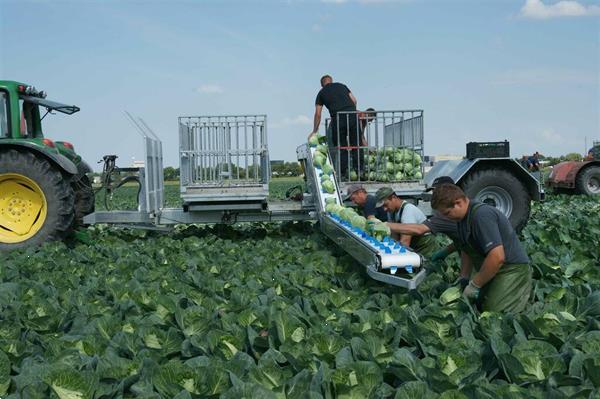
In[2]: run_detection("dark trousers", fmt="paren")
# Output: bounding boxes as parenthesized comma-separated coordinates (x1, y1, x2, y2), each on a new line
(329, 115, 360, 180)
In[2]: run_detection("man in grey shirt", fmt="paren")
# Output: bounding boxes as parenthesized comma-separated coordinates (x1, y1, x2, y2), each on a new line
(384, 176, 460, 263)
(431, 183, 532, 313)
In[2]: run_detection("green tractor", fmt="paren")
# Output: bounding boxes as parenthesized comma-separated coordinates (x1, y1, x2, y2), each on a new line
(0, 80, 94, 249)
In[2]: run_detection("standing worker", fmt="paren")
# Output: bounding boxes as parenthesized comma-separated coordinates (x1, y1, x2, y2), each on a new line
(345, 184, 387, 221)
(431, 183, 532, 313)
(373, 187, 438, 257)
(309, 75, 359, 179)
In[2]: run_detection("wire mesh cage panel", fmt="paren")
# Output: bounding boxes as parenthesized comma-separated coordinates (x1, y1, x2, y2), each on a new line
(179, 115, 270, 203)
(325, 110, 424, 184)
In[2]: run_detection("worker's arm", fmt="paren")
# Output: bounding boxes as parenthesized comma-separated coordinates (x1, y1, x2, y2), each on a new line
(460, 251, 473, 279)
(387, 222, 431, 236)
(310, 104, 323, 137)
(399, 234, 412, 247)
(349, 92, 357, 106)
(471, 245, 505, 288)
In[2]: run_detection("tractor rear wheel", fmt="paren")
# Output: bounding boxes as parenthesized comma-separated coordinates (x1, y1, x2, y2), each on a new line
(576, 166, 600, 196)
(460, 168, 531, 233)
(72, 174, 95, 226)
(0, 149, 75, 249)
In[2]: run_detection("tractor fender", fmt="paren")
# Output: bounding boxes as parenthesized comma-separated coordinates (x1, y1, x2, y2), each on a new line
(424, 158, 543, 201)
(0, 141, 78, 175)
(548, 161, 580, 189)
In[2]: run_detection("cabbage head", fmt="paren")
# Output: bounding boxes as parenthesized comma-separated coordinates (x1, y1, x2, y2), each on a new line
(322, 180, 335, 194)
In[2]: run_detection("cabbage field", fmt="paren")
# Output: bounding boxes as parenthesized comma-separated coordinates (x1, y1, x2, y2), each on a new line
(0, 193, 598, 398)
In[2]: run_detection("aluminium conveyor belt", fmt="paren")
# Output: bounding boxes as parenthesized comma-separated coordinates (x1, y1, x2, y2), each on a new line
(304, 142, 427, 290)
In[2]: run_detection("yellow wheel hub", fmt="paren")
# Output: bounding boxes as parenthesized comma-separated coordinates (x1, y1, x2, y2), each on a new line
(0, 173, 47, 243)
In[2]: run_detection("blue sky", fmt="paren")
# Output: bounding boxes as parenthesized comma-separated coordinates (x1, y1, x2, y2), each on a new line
(1, 0, 598, 169)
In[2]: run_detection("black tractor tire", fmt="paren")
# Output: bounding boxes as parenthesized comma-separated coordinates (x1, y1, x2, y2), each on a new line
(0, 149, 75, 250)
(72, 174, 95, 226)
(460, 168, 531, 233)
(575, 166, 600, 196)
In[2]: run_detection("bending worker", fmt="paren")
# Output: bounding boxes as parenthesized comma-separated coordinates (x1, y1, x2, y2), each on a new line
(374, 187, 437, 257)
(431, 183, 532, 313)
(385, 176, 461, 263)
(344, 184, 387, 221)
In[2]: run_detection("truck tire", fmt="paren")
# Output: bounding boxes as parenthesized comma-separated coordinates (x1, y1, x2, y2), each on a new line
(460, 168, 530, 233)
(72, 174, 95, 226)
(575, 166, 600, 196)
(0, 149, 75, 249)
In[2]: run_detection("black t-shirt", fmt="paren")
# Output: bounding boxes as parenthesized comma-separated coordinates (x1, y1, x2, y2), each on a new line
(315, 83, 356, 117)
(360, 194, 387, 221)
(423, 214, 460, 241)
(458, 201, 529, 264)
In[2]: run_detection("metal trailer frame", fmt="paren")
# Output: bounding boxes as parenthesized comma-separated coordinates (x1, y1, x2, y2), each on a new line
(85, 111, 544, 291)
(178, 115, 270, 206)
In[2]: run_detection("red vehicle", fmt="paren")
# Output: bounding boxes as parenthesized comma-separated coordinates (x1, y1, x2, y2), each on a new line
(547, 143, 600, 196)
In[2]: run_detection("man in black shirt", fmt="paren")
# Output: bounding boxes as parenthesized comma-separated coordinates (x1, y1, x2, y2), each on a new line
(344, 184, 387, 221)
(310, 75, 359, 179)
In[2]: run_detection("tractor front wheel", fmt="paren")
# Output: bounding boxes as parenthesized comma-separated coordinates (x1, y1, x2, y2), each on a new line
(576, 165, 600, 196)
(0, 149, 75, 249)
(72, 174, 95, 226)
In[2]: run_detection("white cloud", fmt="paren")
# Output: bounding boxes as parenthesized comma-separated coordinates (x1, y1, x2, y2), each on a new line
(196, 84, 223, 94)
(519, 0, 600, 19)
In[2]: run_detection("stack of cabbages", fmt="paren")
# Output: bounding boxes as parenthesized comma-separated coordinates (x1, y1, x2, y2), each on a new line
(361, 147, 423, 182)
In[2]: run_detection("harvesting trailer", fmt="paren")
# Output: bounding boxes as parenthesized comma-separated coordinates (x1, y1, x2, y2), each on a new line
(547, 140, 600, 196)
(0, 80, 94, 249)
(83, 110, 542, 290)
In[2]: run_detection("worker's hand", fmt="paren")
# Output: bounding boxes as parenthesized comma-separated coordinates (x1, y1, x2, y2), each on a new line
(453, 276, 469, 290)
(431, 248, 450, 262)
(365, 218, 381, 233)
(308, 131, 317, 140)
(462, 280, 481, 300)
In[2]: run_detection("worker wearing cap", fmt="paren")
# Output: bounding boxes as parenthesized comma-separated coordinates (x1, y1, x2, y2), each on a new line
(374, 187, 438, 257)
(431, 183, 531, 313)
(344, 184, 386, 221)
(388, 176, 461, 263)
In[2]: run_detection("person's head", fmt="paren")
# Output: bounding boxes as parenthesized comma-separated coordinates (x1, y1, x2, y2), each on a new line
(320, 75, 333, 87)
(375, 187, 402, 212)
(364, 107, 376, 122)
(431, 183, 469, 221)
(425, 175, 455, 192)
(345, 184, 367, 205)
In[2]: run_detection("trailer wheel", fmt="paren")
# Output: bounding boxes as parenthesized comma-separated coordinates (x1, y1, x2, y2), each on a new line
(460, 168, 530, 232)
(576, 166, 600, 196)
(72, 174, 95, 226)
(0, 149, 75, 249)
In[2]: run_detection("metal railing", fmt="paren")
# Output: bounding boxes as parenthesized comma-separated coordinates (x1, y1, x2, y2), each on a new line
(179, 115, 270, 188)
(125, 112, 164, 215)
(325, 110, 424, 183)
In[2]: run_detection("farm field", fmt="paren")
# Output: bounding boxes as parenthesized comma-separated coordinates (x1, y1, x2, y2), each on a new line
(0, 195, 598, 398)
(94, 177, 305, 210)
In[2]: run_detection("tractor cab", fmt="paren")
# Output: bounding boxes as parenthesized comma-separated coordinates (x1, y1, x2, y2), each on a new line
(0, 82, 79, 140)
